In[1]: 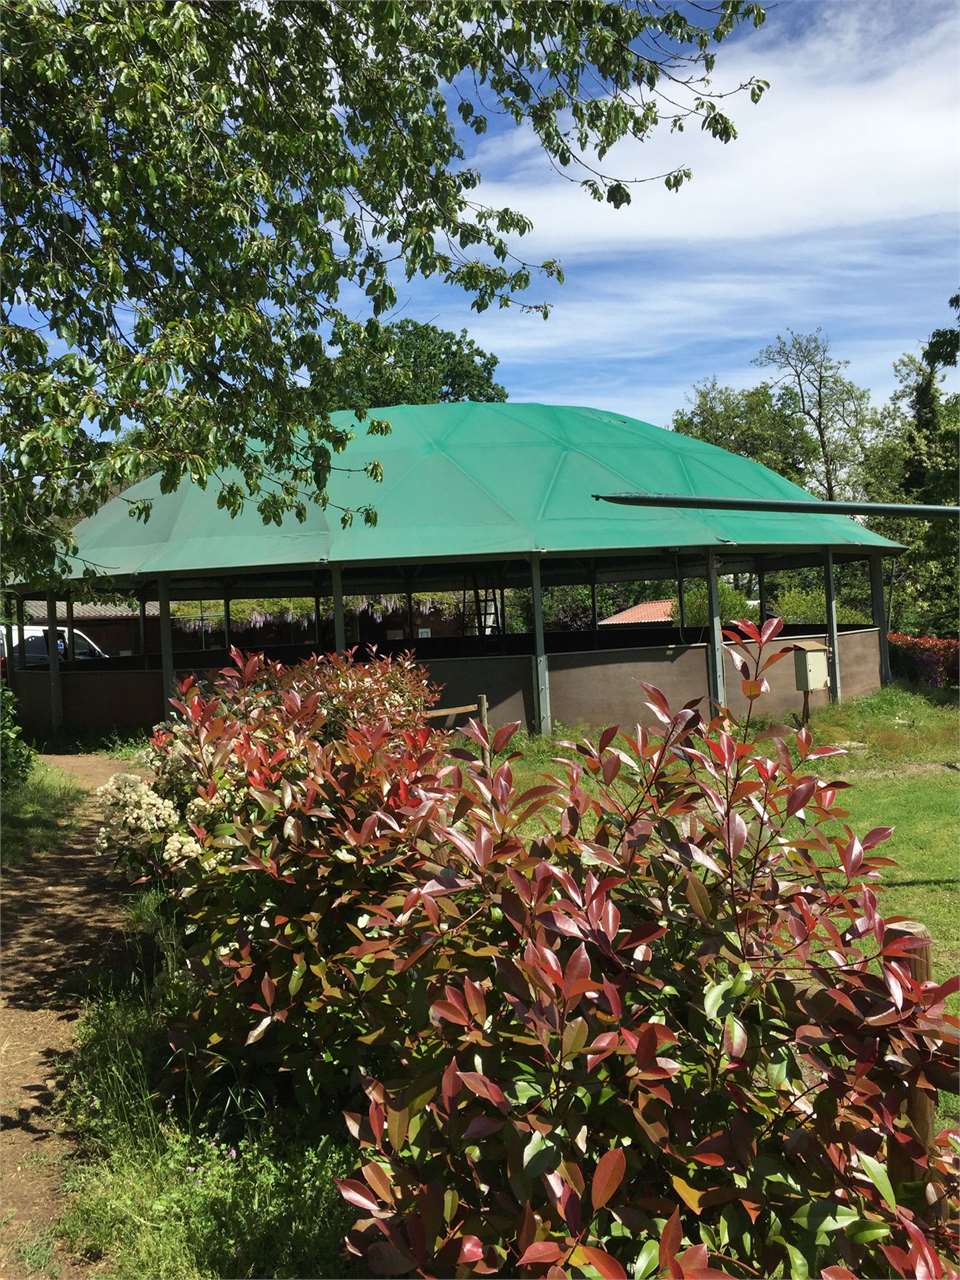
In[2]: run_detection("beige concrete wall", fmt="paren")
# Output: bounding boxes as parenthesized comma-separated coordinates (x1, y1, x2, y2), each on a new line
(549, 644, 710, 730)
(8, 630, 882, 738)
(424, 653, 534, 728)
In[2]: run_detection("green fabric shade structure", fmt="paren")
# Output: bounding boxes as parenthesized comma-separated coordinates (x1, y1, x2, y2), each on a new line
(64, 402, 898, 584)
(13, 402, 899, 739)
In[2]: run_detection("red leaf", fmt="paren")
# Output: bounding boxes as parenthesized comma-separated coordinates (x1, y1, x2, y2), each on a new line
(458, 1070, 509, 1112)
(660, 1207, 683, 1279)
(576, 1246, 627, 1279)
(337, 1178, 381, 1214)
(430, 999, 470, 1026)
(260, 971, 276, 1009)
(592, 1147, 626, 1210)
(821, 1268, 859, 1280)
(492, 722, 520, 754)
(459, 1236, 485, 1264)
(518, 1242, 565, 1265)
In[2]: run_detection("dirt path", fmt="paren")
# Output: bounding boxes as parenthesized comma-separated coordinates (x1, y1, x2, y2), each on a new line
(1, 755, 134, 1280)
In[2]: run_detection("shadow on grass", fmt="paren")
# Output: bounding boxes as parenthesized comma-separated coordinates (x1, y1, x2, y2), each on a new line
(2, 765, 86, 869)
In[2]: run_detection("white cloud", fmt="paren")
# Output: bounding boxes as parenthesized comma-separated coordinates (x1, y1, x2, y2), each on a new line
(465, 0, 959, 256)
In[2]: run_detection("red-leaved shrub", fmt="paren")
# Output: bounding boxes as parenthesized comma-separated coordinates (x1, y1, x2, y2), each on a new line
(888, 633, 959, 689)
(123, 628, 957, 1279)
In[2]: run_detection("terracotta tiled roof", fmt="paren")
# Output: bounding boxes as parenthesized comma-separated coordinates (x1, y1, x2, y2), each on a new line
(600, 598, 674, 625)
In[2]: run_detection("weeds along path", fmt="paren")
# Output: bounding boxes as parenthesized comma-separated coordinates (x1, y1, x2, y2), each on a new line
(0, 754, 140, 1280)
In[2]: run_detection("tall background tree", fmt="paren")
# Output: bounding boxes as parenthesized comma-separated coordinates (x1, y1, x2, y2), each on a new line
(1, 0, 767, 585)
(671, 309, 959, 637)
(331, 321, 506, 410)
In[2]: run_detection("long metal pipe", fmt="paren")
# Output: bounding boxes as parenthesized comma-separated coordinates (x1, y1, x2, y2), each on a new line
(593, 493, 958, 519)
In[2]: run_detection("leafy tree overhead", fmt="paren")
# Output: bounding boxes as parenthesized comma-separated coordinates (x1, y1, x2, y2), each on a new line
(331, 321, 506, 410)
(671, 377, 818, 486)
(2, 0, 767, 586)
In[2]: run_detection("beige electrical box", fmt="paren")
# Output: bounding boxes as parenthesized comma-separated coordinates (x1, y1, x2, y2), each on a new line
(794, 640, 830, 692)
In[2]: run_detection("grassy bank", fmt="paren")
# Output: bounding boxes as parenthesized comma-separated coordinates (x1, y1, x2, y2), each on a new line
(57, 893, 356, 1280)
(2, 760, 85, 868)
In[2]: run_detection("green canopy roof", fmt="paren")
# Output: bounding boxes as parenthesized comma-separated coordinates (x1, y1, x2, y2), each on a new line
(66, 402, 897, 584)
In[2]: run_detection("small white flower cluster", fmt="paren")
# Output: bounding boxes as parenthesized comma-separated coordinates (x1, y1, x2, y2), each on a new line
(162, 831, 204, 864)
(95, 773, 179, 856)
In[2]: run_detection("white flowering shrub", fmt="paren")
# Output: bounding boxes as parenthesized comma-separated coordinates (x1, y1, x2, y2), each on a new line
(96, 772, 179, 880)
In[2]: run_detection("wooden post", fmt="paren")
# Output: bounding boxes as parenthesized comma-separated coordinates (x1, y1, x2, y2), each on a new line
(705, 551, 726, 710)
(530, 554, 552, 736)
(331, 566, 346, 651)
(869, 552, 892, 686)
(887, 922, 936, 1194)
(824, 550, 841, 703)
(15, 596, 26, 671)
(478, 692, 491, 771)
(65, 593, 76, 661)
(158, 578, 175, 699)
(46, 591, 63, 734)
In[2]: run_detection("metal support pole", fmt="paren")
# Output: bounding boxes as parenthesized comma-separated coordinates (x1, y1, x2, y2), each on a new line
(158, 578, 175, 698)
(677, 573, 685, 631)
(65, 593, 76, 661)
(313, 576, 322, 647)
(15, 596, 26, 670)
(223, 594, 231, 653)
(757, 563, 768, 622)
(138, 593, 147, 655)
(869, 553, 892, 686)
(530, 554, 552, 735)
(331, 566, 346, 651)
(824, 550, 841, 704)
(705, 551, 726, 710)
(590, 562, 599, 632)
(46, 591, 63, 734)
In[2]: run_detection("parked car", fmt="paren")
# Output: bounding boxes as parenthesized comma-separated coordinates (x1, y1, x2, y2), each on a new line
(1, 625, 108, 672)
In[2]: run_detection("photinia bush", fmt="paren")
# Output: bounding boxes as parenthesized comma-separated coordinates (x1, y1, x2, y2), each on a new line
(888, 633, 959, 689)
(332, 621, 958, 1279)
(103, 630, 959, 1278)
(127, 646, 444, 1095)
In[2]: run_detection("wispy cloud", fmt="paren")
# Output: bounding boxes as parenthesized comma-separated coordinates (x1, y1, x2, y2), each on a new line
(390, 0, 959, 426)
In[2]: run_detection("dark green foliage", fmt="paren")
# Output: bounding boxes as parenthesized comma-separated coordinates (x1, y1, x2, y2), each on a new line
(332, 320, 507, 410)
(0, 683, 35, 794)
(672, 377, 818, 487)
(677, 579, 755, 626)
(2, 0, 767, 584)
(923, 290, 960, 369)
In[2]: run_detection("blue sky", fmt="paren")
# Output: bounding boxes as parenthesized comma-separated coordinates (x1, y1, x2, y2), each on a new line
(378, 0, 960, 426)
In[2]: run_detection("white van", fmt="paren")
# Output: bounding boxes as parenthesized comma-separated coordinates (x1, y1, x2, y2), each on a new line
(1, 626, 108, 668)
